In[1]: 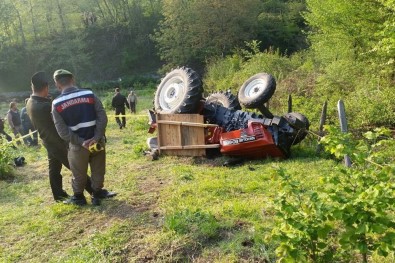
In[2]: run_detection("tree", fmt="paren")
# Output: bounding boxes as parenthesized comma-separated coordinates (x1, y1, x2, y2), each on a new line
(0, 1, 15, 48)
(374, 0, 395, 74)
(301, 0, 395, 128)
(154, 0, 263, 70)
(257, 0, 308, 54)
(304, 0, 394, 76)
(0, 0, 162, 90)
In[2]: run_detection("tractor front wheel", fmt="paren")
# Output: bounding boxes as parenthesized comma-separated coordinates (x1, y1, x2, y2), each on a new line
(238, 73, 276, 109)
(205, 91, 241, 111)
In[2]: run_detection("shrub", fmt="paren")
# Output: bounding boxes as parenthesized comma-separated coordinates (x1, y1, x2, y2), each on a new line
(203, 45, 301, 97)
(0, 140, 15, 179)
(204, 54, 244, 94)
(203, 46, 395, 130)
(270, 127, 395, 262)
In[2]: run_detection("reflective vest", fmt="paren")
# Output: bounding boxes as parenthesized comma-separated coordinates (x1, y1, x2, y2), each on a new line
(52, 88, 96, 140)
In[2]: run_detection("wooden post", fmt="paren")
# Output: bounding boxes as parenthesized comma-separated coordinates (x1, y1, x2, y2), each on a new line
(337, 100, 352, 167)
(316, 100, 327, 153)
(319, 101, 328, 137)
(287, 94, 292, 113)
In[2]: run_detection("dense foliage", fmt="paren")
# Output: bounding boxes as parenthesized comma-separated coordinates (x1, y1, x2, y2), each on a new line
(0, 0, 162, 90)
(0, 0, 308, 90)
(270, 127, 395, 262)
(203, 0, 395, 129)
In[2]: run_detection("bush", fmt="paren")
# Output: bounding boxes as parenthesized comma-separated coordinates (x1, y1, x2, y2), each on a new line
(347, 84, 395, 128)
(204, 54, 244, 94)
(269, 127, 395, 262)
(203, 46, 300, 97)
(203, 46, 395, 130)
(0, 140, 15, 179)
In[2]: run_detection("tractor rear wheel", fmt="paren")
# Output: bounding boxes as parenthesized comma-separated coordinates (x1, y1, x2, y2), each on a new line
(154, 67, 203, 114)
(205, 91, 241, 110)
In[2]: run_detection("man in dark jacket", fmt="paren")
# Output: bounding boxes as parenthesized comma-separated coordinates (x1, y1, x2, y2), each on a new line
(27, 71, 115, 202)
(111, 87, 129, 129)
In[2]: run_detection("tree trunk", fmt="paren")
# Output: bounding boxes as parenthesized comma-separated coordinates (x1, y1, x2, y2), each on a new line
(94, 0, 106, 21)
(28, 0, 38, 41)
(44, 1, 55, 35)
(11, 2, 26, 47)
(56, 0, 67, 32)
(102, 0, 116, 23)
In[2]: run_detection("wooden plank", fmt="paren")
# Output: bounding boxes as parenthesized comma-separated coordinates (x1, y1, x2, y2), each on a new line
(156, 114, 207, 156)
(157, 114, 182, 148)
(157, 120, 218, 128)
(159, 144, 220, 150)
(182, 144, 220, 149)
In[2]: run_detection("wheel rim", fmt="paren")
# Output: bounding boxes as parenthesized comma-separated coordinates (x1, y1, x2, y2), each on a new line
(207, 96, 225, 107)
(158, 76, 186, 110)
(243, 79, 267, 99)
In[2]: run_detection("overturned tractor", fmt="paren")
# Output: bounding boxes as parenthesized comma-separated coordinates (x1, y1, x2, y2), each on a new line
(150, 67, 309, 159)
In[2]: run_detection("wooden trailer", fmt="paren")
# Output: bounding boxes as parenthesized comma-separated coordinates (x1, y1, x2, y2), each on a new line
(155, 114, 220, 157)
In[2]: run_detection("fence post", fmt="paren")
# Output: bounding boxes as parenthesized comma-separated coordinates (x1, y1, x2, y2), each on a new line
(337, 100, 352, 167)
(316, 100, 327, 153)
(287, 94, 292, 113)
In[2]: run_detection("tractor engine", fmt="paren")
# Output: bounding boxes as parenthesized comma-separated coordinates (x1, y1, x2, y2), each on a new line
(203, 103, 309, 157)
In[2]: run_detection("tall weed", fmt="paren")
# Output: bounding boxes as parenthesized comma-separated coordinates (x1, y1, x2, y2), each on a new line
(0, 140, 15, 178)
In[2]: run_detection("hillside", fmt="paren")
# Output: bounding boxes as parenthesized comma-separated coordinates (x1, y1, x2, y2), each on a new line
(1, 88, 394, 262)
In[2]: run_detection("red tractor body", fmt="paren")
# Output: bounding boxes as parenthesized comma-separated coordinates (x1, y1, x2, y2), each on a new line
(206, 121, 286, 159)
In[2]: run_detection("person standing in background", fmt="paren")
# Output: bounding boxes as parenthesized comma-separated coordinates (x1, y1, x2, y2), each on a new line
(7, 101, 24, 141)
(20, 98, 38, 146)
(111, 87, 129, 129)
(127, 90, 137, 114)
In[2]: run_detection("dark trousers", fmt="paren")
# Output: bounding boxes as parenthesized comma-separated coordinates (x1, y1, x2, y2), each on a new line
(115, 107, 126, 127)
(47, 145, 93, 200)
(129, 102, 136, 113)
(22, 126, 38, 146)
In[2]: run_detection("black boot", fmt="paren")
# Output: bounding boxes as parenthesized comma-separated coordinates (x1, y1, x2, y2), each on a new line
(91, 191, 102, 206)
(63, 194, 87, 206)
(95, 189, 117, 198)
(54, 190, 70, 202)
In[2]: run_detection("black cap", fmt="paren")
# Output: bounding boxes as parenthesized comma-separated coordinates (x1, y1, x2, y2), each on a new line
(31, 71, 48, 89)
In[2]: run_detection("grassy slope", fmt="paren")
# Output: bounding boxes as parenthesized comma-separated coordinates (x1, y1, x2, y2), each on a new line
(0, 91, 391, 262)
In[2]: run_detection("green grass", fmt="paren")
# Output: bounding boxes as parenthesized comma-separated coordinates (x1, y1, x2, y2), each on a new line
(0, 94, 393, 262)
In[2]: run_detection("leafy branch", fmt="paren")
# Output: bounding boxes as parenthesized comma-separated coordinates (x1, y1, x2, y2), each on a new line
(269, 126, 395, 262)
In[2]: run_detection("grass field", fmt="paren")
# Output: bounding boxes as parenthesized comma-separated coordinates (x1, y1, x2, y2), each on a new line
(0, 89, 393, 262)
